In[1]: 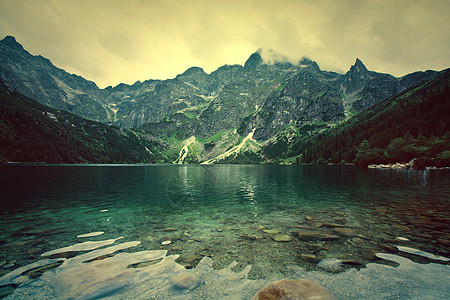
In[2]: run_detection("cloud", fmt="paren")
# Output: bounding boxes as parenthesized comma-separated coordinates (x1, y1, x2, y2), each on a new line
(0, 0, 449, 88)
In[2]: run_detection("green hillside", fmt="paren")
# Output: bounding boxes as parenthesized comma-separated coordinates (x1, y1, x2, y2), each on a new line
(299, 69, 450, 168)
(0, 80, 166, 164)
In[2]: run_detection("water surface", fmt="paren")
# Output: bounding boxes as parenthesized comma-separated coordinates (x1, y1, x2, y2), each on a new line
(0, 165, 449, 299)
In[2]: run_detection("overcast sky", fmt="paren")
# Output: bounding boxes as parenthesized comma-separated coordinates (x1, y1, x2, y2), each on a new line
(0, 0, 449, 88)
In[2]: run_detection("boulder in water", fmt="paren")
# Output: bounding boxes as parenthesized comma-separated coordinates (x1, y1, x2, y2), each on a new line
(252, 279, 335, 299)
(171, 272, 201, 290)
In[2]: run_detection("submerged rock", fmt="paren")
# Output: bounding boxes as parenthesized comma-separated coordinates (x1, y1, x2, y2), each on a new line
(301, 254, 320, 263)
(332, 228, 356, 237)
(297, 230, 340, 241)
(252, 279, 335, 300)
(262, 229, 280, 234)
(183, 254, 202, 263)
(360, 247, 378, 261)
(272, 235, 293, 242)
(171, 272, 201, 290)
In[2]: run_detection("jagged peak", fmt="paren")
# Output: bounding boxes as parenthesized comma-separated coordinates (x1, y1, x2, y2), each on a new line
(244, 50, 263, 69)
(0, 35, 25, 51)
(351, 58, 368, 72)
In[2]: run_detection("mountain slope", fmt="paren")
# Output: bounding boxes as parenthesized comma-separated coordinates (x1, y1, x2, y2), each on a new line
(0, 36, 444, 164)
(299, 69, 450, 168)
(0, 79, 166, 164)
(0, 36, 109, 122)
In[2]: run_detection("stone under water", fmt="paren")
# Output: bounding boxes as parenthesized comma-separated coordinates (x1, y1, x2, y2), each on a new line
(252, 279, 335, 300)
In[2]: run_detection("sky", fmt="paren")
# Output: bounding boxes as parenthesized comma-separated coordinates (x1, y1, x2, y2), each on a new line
(0, 0, 449, 88)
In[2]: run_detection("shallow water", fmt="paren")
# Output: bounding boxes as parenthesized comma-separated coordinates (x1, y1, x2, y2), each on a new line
(0, 164, 449, 299)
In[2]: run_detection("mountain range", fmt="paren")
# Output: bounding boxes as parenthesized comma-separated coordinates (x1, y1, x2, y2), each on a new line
(0, 35, 447, 164)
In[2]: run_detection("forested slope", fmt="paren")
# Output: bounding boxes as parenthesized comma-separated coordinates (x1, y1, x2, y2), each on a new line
(0, 79, 166, 163)
(300, 69, 450, 168)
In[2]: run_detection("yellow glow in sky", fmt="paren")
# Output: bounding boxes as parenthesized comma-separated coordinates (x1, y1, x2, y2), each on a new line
(0, 0, 449, 88)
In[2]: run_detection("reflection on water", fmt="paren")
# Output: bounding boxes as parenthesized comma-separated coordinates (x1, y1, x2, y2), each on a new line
(0, 165, 449, 298)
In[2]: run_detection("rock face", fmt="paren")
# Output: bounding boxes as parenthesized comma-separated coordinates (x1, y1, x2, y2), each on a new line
(252, 279, 335, 300)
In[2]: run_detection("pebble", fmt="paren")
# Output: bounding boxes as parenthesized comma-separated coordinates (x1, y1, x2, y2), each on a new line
(161, 240, 172, 245)
(301, 254, 320, 263)
(272, 235, 293, 242)
(395, 237, 410, 241)
(183, 254, 202, 263)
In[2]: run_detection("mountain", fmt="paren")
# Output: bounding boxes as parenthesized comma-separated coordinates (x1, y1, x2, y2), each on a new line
(299, 69, 450, 168)
(0, 36, 109, 122)
(0, 36, 444, 164)
(0, 78, 166, 164)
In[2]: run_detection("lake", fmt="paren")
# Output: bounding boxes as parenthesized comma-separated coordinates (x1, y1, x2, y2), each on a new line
(0, 164, 449, 299)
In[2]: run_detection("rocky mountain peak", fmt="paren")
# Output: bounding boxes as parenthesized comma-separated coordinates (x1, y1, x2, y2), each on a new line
(0, 35, 25, 51)
(244, 50, 263, 70)
(349, 58, 368, 74)
(180, 66, 207, 76)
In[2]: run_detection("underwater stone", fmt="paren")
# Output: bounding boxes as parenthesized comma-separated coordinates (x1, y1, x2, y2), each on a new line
(161, 240, 172, 245)
(183, 254, 202, 263)
(252, 279, 335, 300)
(297, 230, 340, 241)
(332, 228, 356, 237)
(171, 272, 201, 290)
(272, 235, 293, 242)
(262, 229, 280, 234)
(360, 248, 378, 261)
(301, 254, 320, 263)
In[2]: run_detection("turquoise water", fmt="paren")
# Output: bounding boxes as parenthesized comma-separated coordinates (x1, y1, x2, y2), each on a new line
(0, 165, 449, 299)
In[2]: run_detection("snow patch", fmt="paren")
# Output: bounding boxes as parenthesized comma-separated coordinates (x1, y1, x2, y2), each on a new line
(46, 112, 58, 121)
(184, 82, 199, 90)
(173, 136, 196, 164)
(202, 129, 256, 164)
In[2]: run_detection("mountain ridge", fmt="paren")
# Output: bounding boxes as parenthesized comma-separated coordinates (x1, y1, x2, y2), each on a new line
(0, 35, 444, 164)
